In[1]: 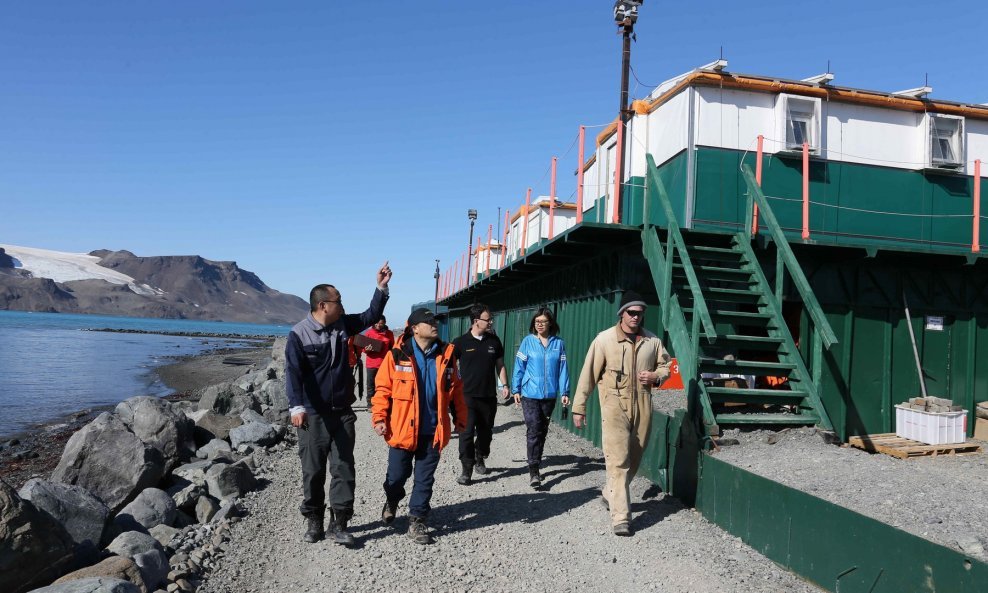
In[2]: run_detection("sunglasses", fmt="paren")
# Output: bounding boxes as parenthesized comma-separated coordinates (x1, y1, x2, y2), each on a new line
(625, 309, 645, 318)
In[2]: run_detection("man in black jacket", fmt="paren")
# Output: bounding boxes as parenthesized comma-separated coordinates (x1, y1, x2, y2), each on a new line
(285, 262, 391, 545)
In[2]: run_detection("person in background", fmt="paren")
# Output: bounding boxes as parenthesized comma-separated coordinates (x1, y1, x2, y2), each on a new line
(362, 315, 395, 402)
(285, 263, 392, 545)
(571, 290, 670, 537)
(510, 306, 569, 489)
(372, 308, 467, 544)
(452, 303, 509, 486)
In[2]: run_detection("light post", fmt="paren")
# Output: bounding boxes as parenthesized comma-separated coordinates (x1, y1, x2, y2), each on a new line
(613, 1, 642, 218)
(467, 209, 478, 282)
(433, 259, 440, 313)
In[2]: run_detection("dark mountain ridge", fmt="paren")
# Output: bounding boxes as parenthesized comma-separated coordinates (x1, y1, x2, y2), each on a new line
(0, 248, 307, 325)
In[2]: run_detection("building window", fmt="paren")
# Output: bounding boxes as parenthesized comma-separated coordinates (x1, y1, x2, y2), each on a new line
(928, 114, 964, 169)
(777, 94, 822, 154)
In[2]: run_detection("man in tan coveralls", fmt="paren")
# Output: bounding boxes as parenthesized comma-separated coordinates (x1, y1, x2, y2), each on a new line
(572, 290, 671, 536)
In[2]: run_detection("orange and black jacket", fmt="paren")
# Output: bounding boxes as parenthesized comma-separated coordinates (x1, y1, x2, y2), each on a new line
(371, 339, 467, 452)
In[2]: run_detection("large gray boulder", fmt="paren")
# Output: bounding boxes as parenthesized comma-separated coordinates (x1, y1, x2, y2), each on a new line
(52, 557, 146, 593)
(195, 438, 232, 460)
(197, 383, 246, 414)
(170, 460, 216, 488)
(114, 397, 195, 472)
(28, 577, 141, 593)
(166, 483, 204, 513)
(258, 379, 288, 412)
(229, 421, 278, 449)
(193, 411, 242, 445)
(271, 337, 287, 363)
(0, 479, 76, 593)
(105, 531, 161, 559)
(228, 393, 262, 417)
(18, 479, 109, 547)
(195, 496, 219, 523)
(204, 461, 257, 501)
(111, 489, 175, 534)
(131, 549, 167, 590)
(51, 413, 165, 513)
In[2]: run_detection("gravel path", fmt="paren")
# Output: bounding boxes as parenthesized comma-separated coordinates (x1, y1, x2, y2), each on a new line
(199, 403, 823, 593)
(712, 427, 988, 561)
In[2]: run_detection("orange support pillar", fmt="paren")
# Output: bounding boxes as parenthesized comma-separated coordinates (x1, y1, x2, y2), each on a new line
(501, 210, 509, 267)
(521, 188, 531, 256)
(576, 126, 585, 224)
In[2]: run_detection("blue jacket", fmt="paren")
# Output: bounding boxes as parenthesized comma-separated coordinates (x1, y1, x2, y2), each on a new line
(510, 334, 569, 400)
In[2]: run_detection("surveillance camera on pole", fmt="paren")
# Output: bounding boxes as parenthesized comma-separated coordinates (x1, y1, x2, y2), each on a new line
(613, 1, 642, 217)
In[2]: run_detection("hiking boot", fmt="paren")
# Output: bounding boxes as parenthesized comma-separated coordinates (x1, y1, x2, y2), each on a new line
(528, 464, 542, 489)
(381, 499, 398, 525)
(407, 516, 432, 545)
(326, 510, 356, 547)
(474, 455, 489, 475)
(457, 462, 473, 485)
(302, 516, 323, 543)
(613, 522, 633, 537)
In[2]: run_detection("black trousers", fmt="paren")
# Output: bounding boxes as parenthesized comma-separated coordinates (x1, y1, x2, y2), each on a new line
(297, 409, 356, 519)
(366, 366, 380, 402)
(521, 397, 557, 467)
(458, 396, 498, 464)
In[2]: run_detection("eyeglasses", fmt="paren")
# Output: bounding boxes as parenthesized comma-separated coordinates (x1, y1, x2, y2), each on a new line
(477, 316, 492, 323)
(624, 309, 645, 318)
(534, 320, 549, 325)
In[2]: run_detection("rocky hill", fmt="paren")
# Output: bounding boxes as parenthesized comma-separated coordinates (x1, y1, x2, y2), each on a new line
(0, 245, 307, 324)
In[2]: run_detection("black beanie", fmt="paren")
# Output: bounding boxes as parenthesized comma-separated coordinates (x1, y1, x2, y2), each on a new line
(617, 290, 647, 316)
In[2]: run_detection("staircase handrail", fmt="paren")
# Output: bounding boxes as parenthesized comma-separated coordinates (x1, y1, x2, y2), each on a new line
(646, 154, 717, 343)
(741, 164, 838, 349)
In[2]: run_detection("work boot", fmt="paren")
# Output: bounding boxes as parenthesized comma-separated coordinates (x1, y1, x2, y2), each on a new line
(302, 516, 323, 543)
(382, 498, 398, 525)
(457, 462, 473, 485)
(528, 464, 542, 489)
(613, 522, 633, 537)
(407, 516, 433, 545)
(474, 454, 489, 475)
(326, 510, 356, 547)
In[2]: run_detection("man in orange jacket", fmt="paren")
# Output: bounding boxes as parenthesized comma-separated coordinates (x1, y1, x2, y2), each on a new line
(372, 308, 467, 544)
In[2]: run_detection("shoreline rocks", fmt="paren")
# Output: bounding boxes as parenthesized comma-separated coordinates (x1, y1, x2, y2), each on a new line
(2, 339, 289, 593)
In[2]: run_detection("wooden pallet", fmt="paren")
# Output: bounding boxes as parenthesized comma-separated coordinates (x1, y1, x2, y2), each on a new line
(847, 433, 982, 459)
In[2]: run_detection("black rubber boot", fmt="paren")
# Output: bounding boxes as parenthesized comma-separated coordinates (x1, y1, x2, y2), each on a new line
(302, 516, 323, 543)
(456, 462, 473, 485)
(474, 454, 489, 475)
(381, 498, 398, 524)
(326, 510, 356, 547)
(528, 464, 542, 489)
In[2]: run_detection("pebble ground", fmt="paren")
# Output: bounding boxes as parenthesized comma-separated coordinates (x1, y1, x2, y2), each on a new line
(199, 401, 824, 593)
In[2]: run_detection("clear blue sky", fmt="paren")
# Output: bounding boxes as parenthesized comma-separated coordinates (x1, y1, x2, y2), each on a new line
(2, 1, 986, 320)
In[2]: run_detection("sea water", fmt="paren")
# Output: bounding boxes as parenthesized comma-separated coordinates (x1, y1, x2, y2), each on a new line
(0, 311, 290, 438)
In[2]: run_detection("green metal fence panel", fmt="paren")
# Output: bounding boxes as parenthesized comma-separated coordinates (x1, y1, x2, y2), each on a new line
(696, 455, 988, 593)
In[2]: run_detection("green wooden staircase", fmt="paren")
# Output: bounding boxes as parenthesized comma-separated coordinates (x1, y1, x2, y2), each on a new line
(642, 155, 836, 436)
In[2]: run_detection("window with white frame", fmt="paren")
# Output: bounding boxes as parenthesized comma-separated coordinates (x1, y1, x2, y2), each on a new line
(777, 94, 822, 153)
(928, 114, 964, 169)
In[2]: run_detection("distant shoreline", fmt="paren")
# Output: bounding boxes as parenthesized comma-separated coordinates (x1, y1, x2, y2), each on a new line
(85, 327, 280, 340)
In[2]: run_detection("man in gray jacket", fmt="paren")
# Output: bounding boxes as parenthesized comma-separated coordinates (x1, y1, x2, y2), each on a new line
(285, 263, 391, 545)
(572, 290, 670, 536)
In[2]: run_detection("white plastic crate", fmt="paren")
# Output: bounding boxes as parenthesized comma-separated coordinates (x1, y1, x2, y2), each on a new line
(894, 405, 967, 445)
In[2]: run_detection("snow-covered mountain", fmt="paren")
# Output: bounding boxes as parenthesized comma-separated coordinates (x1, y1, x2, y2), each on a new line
(0, 244, 307, 324)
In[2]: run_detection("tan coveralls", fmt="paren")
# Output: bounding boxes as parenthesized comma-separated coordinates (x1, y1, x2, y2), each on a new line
(573, 324, 671, 526)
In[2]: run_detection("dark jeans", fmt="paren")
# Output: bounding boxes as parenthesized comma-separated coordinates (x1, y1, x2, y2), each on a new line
(521, 397, 557, 467)
(366, 366, 380, 402)
(458, 396, 498, 464)
(383, 438, 441, 518)
(297, 409, 356, 519)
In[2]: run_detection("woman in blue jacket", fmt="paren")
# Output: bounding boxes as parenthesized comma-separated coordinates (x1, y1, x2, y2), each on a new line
(511, 306, 569, 489)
